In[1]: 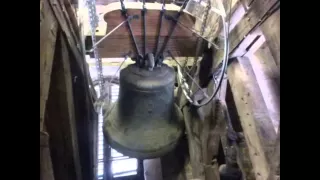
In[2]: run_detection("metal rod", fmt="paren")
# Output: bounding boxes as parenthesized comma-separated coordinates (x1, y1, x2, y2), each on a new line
(142, 0, 146, 58)
(154, 0, 166, 55)
(164, 14, 220, 49)
(156, 0, 189, 63)
(119, 0, 142, 60)
(88, 16, 138, 52)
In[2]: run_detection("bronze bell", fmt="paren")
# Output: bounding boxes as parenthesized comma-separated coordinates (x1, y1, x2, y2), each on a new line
(103, 62, 184, 159)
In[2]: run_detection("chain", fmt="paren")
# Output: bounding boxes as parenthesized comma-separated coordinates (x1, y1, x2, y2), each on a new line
(86, 0, 105, 94)
(189, 0, 211, 72)
(200, 0, 211, 36)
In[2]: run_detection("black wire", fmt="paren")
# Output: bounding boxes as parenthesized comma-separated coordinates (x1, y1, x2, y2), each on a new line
(192, 0, 234, 108)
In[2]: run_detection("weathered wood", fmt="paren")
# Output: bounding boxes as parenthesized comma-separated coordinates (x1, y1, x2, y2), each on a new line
(40, 0, 59, 131)
(251, 43, 280, 132)
(260, 9, 280, 67)
(40, 131, 55, 180)
(223, 83, 255, 180)
(80, 2, 197, 57)
(267, 126, 280, 180)
(236, 136, 256, 180)
(49, 0, 85, 74)
(58, 0, 80, 47)
(213, 0, 279, 68)
(45, 33, 83, 180)
(49, 0, 96, 107)
(96, 36, 197, 57)
(181, 101, 204, 179)
(227, 57, 277, 180)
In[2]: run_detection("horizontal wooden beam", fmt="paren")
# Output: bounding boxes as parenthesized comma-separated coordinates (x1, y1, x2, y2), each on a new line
(86, 56, 196, 67)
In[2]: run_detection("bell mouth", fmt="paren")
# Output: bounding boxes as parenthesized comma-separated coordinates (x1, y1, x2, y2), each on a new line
(103, 103, 184, 159)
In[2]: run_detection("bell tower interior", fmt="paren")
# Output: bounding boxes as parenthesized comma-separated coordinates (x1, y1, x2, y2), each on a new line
(40, 0, 280, 179)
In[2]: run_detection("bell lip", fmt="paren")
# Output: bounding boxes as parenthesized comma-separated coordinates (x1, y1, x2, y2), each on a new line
(103, 104, 185, 159)
(104, 132, 182, 159)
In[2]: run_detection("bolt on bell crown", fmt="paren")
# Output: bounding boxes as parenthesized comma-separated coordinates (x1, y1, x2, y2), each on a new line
(103, 63, 184, 159)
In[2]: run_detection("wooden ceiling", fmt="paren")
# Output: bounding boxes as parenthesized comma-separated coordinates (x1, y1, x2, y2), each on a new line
(88, 2, 198, 58)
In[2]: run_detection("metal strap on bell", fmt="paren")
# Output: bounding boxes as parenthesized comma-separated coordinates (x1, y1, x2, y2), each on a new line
(103, 53, 184, 159)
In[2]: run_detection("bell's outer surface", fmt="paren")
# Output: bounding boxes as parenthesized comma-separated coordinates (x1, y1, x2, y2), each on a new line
(103, 64, 184, 159)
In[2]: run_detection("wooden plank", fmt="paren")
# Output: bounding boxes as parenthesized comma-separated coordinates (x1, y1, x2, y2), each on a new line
(96, 36, 198, 57)
(236, 135, 256, 180)
(267, 125, 280, 180)
(58, 0, 80, 46)
(49, 0, 96, 108)
(223, 82, 255, 180)
(40, 131, 55, 180)
(103, 9, 195, 37)
(260, 9, 280, 67)
(49, 0, 85, 74)
(45, 33, 82, 180)
(97, 7, 196, 57)
(227, 57, 277, 180)
(40, 0, 59, 131)
(251, 42, 280, 132)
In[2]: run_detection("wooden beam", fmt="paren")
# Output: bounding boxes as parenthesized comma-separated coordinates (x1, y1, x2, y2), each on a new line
(267, 125, 280, 180)
(213, 0, 279, 68)
(40, 0, 59, 131)
(49, 0, 84, 75)
(260, 9, 280, 67)
(96, 6, 196, 57)
(251, 42, 280, 132)
(45, 33, 82, 180)
(80, 3, 189, 36)
(222, 82, 256, 180)
(49, 0, 96, 107)
(227, 57, 277, 180)
(40, 131, 55, 180)
(86, 56, 196, 67)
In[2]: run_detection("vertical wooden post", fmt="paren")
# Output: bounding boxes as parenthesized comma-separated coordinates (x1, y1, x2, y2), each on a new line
(40, 131, 55, 180)
(45, 33, 82, 180)
(40, 0, 58, 131)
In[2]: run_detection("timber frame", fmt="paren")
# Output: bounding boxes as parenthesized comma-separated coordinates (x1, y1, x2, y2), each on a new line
(40, 0, 98, 180)
(175, 0, 280, 179)
(40, 0, 280, 179)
